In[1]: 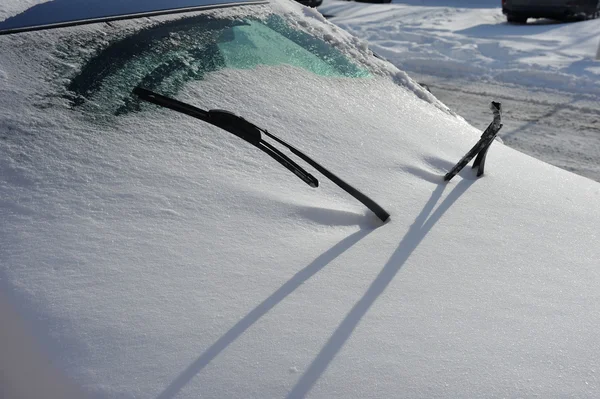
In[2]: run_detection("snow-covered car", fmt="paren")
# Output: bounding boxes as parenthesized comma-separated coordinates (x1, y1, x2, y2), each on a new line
(502, 0, 600, 23)
(2, 0, 600, 398)
(353, 0, 392, 4)
(295, 0, 323, 8)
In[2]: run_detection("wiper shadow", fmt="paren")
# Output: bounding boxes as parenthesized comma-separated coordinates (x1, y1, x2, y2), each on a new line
(287, 178, 474, 399)
(400, 155, 479, 184)
(295, 206, 384, 228)
(156, 227, 374, 399)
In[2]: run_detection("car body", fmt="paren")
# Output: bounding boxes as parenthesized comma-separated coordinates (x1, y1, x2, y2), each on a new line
(2, 1, 600, 398)
(354, 0, 392, 4)
(502, 0, 600, 23)
(295, 0, 323, 8)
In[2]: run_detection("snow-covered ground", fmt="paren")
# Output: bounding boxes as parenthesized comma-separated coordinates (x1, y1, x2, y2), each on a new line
(2, 1, 600, 398)
(319, 0, 600, 182)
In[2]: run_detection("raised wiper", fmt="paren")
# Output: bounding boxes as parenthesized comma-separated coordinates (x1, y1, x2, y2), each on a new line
(133, 87, 390, 222)
(444, 101, 502, 182)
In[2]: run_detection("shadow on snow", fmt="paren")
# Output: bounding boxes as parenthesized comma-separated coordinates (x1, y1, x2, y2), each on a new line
(155, 225, 375, 399)
(156, 168, 476, 398)
(286, 177, 475, 398)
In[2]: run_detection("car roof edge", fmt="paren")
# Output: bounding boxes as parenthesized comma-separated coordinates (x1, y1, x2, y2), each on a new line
(0, 1, 268, 36)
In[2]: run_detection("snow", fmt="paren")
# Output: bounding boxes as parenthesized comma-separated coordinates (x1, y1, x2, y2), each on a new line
(319, 0, 600, 182)
(319, 0, 600, 95)
(0, 0, 41, 22)
(1, 1, 600, 398)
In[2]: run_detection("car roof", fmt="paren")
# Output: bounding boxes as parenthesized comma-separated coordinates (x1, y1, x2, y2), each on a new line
(0, 0, 267, 36)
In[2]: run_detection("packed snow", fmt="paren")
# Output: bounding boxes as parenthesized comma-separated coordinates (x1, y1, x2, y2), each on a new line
(1, 1, 600, 398)
(320, 0, 600, 95)
(319, 0, 600, 182)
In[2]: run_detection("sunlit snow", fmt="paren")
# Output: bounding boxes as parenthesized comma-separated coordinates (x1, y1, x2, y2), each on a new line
(319, 0, 600, 182)
(320, 0, 600, 95)
(1, 1, 600, 398)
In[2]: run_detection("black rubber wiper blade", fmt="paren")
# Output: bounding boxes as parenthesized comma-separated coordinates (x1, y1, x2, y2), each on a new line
(133, 87, 390, 222)
(444, 101, 502, 182)
(133, 87, 317, 188)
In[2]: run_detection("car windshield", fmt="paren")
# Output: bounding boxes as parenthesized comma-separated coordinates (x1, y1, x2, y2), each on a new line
(0, 6, 386, 218)
(61, 12, 370, 115)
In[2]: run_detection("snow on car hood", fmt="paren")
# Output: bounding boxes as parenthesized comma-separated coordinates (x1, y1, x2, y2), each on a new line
(1, 1, 600, 398)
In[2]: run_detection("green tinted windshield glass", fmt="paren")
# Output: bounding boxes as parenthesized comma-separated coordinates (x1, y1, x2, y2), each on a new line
(67, 14, 369, 115)
(218, 18, 368, 78)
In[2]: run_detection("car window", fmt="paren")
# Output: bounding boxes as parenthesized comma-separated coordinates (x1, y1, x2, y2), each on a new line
(66, 13, 369, 115)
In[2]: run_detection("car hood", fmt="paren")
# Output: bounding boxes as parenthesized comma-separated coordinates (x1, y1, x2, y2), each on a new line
(1, 2, 600, 398)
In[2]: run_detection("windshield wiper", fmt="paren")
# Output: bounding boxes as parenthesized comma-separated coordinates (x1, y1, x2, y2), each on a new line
(133, 87, 390, 222)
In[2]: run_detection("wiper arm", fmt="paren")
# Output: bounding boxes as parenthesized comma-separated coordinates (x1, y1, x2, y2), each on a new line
(133, 87, 390, 222)
(133, 87, 318, 188)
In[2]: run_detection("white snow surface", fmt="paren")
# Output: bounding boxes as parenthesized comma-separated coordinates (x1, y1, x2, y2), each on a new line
(0, 0, 42, 22)
(318, 0, 600, 183)
(1, 1, 600, 398)
(319, 0, 600, 96)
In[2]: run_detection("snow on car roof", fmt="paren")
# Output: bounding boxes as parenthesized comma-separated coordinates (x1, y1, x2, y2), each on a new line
(0, 0, 267, 35)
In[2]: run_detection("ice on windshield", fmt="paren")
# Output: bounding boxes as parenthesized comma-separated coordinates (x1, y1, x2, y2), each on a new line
(218, 19, 368, 78)
(66, 14, 369, 115)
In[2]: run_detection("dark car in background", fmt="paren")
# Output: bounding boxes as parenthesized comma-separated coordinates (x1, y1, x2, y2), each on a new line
(502, 0, 600, 23)
(296, 0, 323, 7)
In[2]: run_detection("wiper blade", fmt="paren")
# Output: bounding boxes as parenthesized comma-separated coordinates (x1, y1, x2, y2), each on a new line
(444, 101, 502, 182)
(133, 88, 318, 188)
(133, 87, 390, 222)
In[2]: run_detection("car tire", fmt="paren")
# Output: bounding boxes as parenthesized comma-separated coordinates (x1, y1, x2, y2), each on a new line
(506, 14, 528, 24)
(581, 1, 600, 19)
